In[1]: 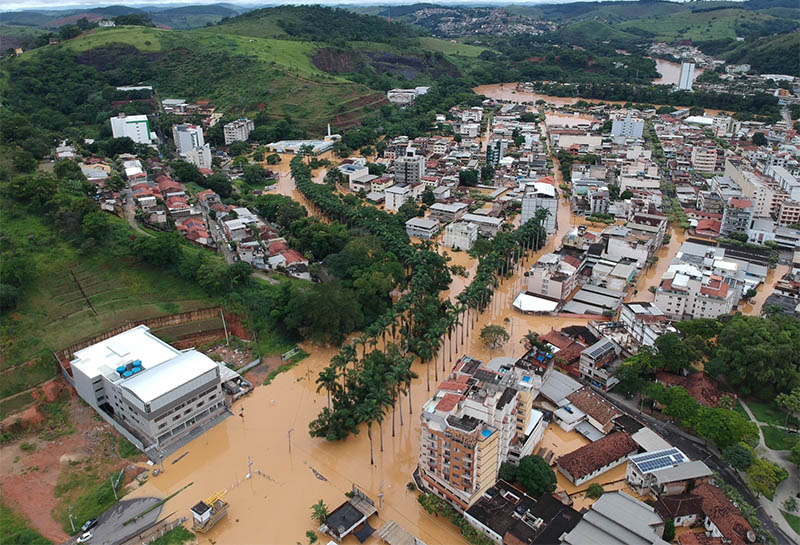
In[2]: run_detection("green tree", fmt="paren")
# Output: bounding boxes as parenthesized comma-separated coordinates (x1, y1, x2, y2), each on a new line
(654, 332, 694, 373)
(586, 483, 604, 499)
(458, 169, 479, 187)
(775, 388, 800, 427)
(746, 456, 788, 499)
(498, 461, 517, 483)
(692, 406, 759, 450)
(306, 530, 318, 544)
(242, 164, 268, 187)
(81, 210, 110, 242)
(267, 153, 281, 165)
(310, 500, 328, 524)
(663, 519, 675, 542)
(421, 187, 435, 206)
(722, 443, 754, 471)
(480, 324, 509, 350)
(481, 164, 494, 182)
(515, 455, 557, 497)
(789, 441, 800, 467)
(752, 132, 767, 146)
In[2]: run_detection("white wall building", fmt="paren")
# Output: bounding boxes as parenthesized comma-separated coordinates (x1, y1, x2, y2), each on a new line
(611, 114, 644, 140)
(443, 221, 479, 251)
(110, 114, 155, 144)
(521, 182, 558, 235)
(223, 118, 254, 145)
(394, 147, 425, 186)
(678, 62, 695, 91)
(385, 185, 411, 211)
(172, 124, 205, 154)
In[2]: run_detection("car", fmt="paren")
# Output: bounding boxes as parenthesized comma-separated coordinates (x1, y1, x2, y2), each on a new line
(76, 532, 92, 543)
(81, 519, 97, 532)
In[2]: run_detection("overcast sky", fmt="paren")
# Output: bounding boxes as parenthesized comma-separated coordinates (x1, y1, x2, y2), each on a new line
(0, 0, 651, 13)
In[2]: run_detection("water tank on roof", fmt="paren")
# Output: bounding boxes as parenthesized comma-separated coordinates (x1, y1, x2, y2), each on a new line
(123, 371, 132, 378)
(132, 366, 142, 374)
(133, 359, 142, 367)
(116, 366, 126, 374)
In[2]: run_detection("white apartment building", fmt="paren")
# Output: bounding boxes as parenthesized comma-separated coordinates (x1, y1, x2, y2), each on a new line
(461, 107, 483, 123)
(654, 267, 735, 320)
(619, 302, 676, 347)
(172, 124, 205, 154)
(611, 114, 644, 139)
(223, 118, 254, 145)
(443, 221, 478, 251)
(183, 144, 213, 169)
(525, 252, 579, 302)
(405, 217, 439, 240)
(385, 185, 411, 211)
(691, 146, 717, 173)
(110, 114, 155, 144)
(678, 62, 695, 91)
(69, 325, 228, 458)
(521, 182, 558, 235)
(460, 123, 480, 138)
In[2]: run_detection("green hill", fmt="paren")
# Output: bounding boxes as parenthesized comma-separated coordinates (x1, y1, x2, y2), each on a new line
(725, 30, 800, 76)
(149, 4, 240, 30)
(555, 20, 641, 44)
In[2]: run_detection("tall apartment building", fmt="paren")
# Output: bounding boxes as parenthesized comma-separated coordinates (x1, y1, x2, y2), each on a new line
(678, 62, 695, 91)
(183, 144, 213, 169)
(393, 147, 425, 186)
(223, 118, 254, 145)
(385, 185, 411, 211)
(443, 221, 479, 251)
(724, 159, 783, 218)
(720, 198, 754, 237)
(68, 325, 229, 458)
(690, 146, 717, 174)
(525, 252, 580, 302)
(419, 353, 549, 510)
(611, 114, 644, 139)
(110, 114, 155, 144)
(521, 182, 558, 235)
(172, 124, 205, 154)
(486, 139, 508, 167)
(654, 270, 735, 320)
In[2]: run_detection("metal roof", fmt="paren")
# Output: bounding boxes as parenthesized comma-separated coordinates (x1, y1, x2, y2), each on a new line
(539, 370, 582, 404)
(121, 350, 218, 404)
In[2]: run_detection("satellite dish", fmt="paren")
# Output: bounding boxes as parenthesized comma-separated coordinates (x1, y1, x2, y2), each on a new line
(746, 530, 756, 543)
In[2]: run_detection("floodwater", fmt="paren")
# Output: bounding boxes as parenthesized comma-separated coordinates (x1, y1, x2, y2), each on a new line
(739, 263, 790, 316)
(625, 226, 688, 302)
(128, 180, 602, 544)
(652, 59, 704, 86)
(544, 113, 595, 127)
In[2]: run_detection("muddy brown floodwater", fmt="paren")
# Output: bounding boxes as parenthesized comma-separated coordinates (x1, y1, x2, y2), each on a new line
(652, 58, 704, 86)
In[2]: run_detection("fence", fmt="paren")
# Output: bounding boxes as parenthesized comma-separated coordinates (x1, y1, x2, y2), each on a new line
(121, 516, 190, 545)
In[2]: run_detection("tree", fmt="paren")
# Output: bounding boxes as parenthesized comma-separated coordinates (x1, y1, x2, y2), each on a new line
(421, 187, 435, 206)
(458, 169, 479, 187)
(267, 153, 281, 165)
(229, 141, 249, 156)
(791, 441, 800, 467)
(515, 455, 557, 496)
(663, 519, 675, 542)
(81, 210, 110, 242)
(586, 483, 604, 499)
(355, 397, 379, 465)
(751, 132, 767, 146)
(746, 456, 788, 499)
(654, 332, 693, 373)
(498, 461, 517, 483)
(480, 324, 509, 350)
(481, 164, 494, 182)
(722, 443, 754, 471)
(306, 530, 318, 544)
(775, 388, 800, 428)
(692, 406, 759, 450)
(310, 500, 328, 524)
(662, 386, 700, 426)
(242, 164, 269, 187)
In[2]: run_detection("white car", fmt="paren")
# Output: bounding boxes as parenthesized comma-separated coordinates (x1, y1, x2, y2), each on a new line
(77, 532, 93, 543)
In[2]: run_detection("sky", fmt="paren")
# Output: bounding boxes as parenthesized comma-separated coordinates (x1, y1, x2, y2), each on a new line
(0, 0, 664, 13)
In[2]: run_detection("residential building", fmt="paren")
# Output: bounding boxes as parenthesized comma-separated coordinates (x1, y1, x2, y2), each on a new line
(560, 491, 669, 545)
(428, 202, 468, 224)
(183, 144, 213, 169)
(464, 481, 581, 545)
(223, 118, 254, 145)
(521, 182, 558, 235)
(394, 147, 425, 186)
(627, 448, 712, 497)
(654, 268, 736, 320)
(525, 253, 580, 302)
(486, 139, 508, 167)
(461, 213, 504, 238)
(110, 114, 154, 144)
(405, 217, 439, 240)
(679, 483, 757, 545)
(68, 325, 229, 458)
(556, 387, 621, 436)
(678, 62, 695, 91)
(556, 432, 638, 486)
(443, 221, 479, 251)
(619, 302, 675, 347)
(419, 354, 549, 510)
(579, 337, 621, 391)
(385, 185, 412, 211)
(611, 114, 644, 140)
(172, 124, 204, 154)
(691, 146, 717, 173)
(720, 198, 753, 237)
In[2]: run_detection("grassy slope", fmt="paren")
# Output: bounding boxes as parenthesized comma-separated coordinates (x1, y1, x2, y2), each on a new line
(0, 206, 217, 376)
(557, 20, 640, 42)
(60, 26, 165, 53)
(0, 500, 51, 545)
(724, 30, 800, 75)
(417, 37, 491, 58)
(618, 8, 775, 41)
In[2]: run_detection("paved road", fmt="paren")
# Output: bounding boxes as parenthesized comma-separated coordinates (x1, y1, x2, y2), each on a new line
(604, 391, 794, 545)
(63, 497, 163, 545)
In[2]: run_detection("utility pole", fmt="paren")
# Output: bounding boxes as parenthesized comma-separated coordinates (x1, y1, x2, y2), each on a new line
(288, 428, 295, 454)
(68, 506, 75, 533)
(246, 456, 253, 479)
(110, 475, 118, 500)
(379, 481, 384, 510)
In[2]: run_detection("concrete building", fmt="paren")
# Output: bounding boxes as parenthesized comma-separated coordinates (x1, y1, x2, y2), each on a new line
(486, 139, 508, 167)
(691, 146, 717, 174)
(525, 253, 580, 302)
(428, 202, 468, 224)
(110, 114, 155, 144)
(443, 221, 479, 251)
(521, 182, 558, 235)
(385, 185, 412, 211)
(405, 217, 439, 240)
(654, 268, 736, 320)
(579, 337, 621, 391)
(419, 354, 549, 510)
(556, 432, 638, 486)
(619, 302, 676, 347)
(69, 325, 229, 459)
(183, 144, 213, 169)
(394, 147, 425, 186)
(611, 114, 644, 140)
(560, 491, 669, 545)
(720, 198, 754, 237)
(461, 213, 504, 238)
(223, 118, 254, 145)
(678, 62, 695, 91)
(172, 124, 204, 154)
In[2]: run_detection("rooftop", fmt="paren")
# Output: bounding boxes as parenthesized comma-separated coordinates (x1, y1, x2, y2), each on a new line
(121, 350, 218, 405)
(558, 432, 638, 481)
(566, 388, 621, 427)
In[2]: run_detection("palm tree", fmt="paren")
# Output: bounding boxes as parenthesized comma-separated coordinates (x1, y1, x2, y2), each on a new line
(311, 499, 328, 524)
(371, 388, 391, 452)
(355, 398, 379, 466)
(316, 366, 338, 410)
(520, 330, 540, 351)
(385, 370, 399, 437)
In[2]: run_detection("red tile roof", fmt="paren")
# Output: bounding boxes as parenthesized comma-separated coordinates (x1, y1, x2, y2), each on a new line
(692, 483, 754, 545)
(438, 381, 470, 394)
(280, 249, 307, 265)
(557, 432, 637, 481)
(654, 493, 703, 520)
(435, 393, 462, 412)
(728, 198, 752, 209)
(695, 219, 721, 236)
(268, 241, 289, 256)
(700, 276, 729, 298)
(540, 330, 572, 350)
(566, 388, 621, 427)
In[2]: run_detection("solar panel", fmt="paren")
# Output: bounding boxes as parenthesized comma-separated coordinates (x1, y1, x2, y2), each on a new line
(630, 448, 687, 474)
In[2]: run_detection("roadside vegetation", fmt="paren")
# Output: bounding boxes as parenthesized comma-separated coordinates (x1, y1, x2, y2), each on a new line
(0, 500, 51, 545)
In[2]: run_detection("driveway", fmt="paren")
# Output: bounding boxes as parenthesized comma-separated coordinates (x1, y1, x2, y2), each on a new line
(63, 498, 163, 545)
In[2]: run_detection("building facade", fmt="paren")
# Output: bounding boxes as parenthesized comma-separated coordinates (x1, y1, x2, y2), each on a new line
(223, 118, 254, 145)
(521, 182, 558, 235)
(443, 221, 479, 251)
(110, 114, 154, 144)
(394, 147, 425, 186)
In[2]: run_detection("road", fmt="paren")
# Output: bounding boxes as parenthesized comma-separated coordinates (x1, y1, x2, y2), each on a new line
(605, 391, 795, 545)
(63, 497, 163, 545)
(122, 194, 150, 236)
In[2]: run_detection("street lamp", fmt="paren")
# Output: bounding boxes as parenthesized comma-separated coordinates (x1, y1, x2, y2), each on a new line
(68, 505, 75, 533)
(288, 428, 295, 454)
